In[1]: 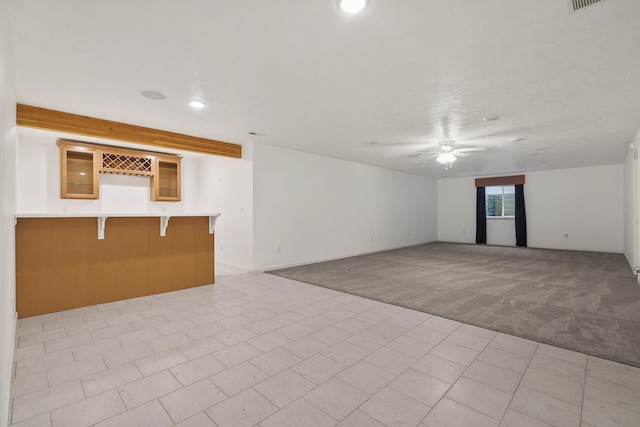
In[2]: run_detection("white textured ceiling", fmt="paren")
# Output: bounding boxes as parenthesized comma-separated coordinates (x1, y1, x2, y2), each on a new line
(7, 0, 640, 178)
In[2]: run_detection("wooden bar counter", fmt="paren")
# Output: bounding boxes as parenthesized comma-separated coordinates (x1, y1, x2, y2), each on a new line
(15, 214, 219, 318)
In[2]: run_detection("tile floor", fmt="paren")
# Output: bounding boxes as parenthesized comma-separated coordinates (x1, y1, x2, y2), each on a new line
(8, 268, 640, 427)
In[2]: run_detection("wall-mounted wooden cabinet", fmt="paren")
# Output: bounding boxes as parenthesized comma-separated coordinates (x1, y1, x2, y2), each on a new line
(57, 140, 182, 201)
(59, 144, 100, 199)
(152, 157, 181, 201)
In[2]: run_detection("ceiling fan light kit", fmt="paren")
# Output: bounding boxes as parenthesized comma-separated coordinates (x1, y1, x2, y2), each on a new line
(437, 153, 456, 164)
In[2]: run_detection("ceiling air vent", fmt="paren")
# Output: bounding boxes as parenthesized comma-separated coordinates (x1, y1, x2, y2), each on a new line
(570, 0, 604, 12)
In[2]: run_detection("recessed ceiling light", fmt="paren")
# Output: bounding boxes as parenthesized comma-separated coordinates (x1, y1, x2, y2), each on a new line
(338, 0, 367, 13)
(509, 137, 526, 142)
(141, 90, 166, 100)
(483, 115, 501, 122)
(189, 99, 207, 109)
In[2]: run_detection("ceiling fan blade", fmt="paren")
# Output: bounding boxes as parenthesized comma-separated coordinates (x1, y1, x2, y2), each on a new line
(412, 150, 441, 155)
(454, 152, 471, 158)
(368, 141, 439, 148)
(455, 147, 487, 152)
(366, 142, 409, 147)
(459, 128, 532, 143)
(411, 153, 440, 164)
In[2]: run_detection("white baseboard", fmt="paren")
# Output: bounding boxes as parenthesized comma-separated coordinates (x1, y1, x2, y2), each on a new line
(215, 261, 249, 273)
(257, 240, 438, 272)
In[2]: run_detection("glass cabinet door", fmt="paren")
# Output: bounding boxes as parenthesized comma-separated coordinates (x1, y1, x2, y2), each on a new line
(60, 146, 99, 199)
(152, 157, 181, 201)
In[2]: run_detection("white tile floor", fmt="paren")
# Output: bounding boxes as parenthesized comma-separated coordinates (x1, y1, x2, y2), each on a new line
(9, 268, 640, 427)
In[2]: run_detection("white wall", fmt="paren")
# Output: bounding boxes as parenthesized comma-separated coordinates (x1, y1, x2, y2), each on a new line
(623, 140, 637, 269)
(0, 0, 17, 424)
(252, 144, 438, 270)
(439, 164, 624, 253)
(526, 165, 623, 252)
(487, 218, 516, 246)
(197, 142, 254, 270)
(437, 177, 476, 244)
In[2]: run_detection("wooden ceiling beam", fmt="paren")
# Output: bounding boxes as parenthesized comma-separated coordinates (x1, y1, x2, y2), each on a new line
(16, 104, 242, 158)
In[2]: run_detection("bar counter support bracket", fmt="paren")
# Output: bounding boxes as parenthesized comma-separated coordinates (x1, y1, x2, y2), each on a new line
(160, 216, 171, 237)
(97, 216, 108, 240)
(209, 214, 219, 234)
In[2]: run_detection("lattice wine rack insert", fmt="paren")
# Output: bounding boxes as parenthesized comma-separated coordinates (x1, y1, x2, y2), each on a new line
(101, 153, 153, 176)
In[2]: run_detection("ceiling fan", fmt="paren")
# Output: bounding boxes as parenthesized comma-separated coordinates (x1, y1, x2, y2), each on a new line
(409, 140, 487, 168)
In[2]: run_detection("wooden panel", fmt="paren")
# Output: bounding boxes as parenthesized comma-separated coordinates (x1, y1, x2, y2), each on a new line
(18, 104, 242, 158)
(475, 175, 525, 187)
(16, 216, 214, 318)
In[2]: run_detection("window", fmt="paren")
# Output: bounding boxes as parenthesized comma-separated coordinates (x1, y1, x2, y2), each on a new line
(485, 185, 515, 217)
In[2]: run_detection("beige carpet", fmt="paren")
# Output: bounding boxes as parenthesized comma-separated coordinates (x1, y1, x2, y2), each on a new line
(268, 242, 640, 367)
